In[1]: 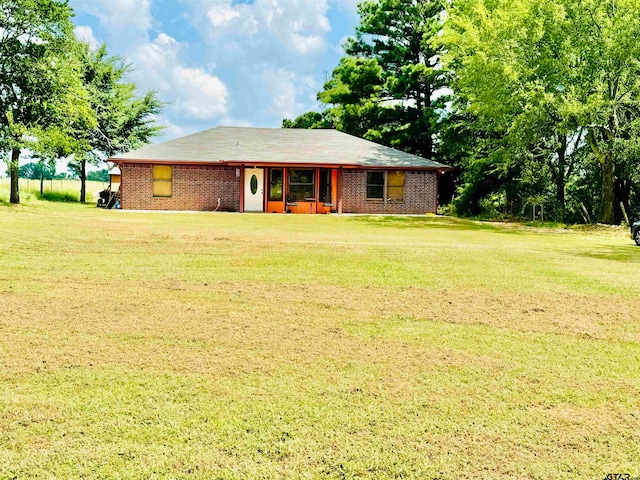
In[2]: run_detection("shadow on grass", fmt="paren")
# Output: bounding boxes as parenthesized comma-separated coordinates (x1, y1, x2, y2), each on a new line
(348, 215, 524, 235)
(36, 191, 80, 203)
(569, 245, 640, 263)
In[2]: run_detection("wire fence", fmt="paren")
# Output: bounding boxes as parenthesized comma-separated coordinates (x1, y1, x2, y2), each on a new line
(0, 178, 109, 203)
(16, 178, 108, 194)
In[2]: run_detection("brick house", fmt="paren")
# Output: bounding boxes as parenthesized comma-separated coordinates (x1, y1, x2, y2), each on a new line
(109, 127, 451, 214)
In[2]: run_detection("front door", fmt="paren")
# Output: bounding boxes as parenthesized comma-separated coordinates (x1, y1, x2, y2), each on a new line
(244, 168, 264, 212)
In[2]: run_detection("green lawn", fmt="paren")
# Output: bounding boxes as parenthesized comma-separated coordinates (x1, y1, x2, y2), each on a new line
(1, 202, 639, 479)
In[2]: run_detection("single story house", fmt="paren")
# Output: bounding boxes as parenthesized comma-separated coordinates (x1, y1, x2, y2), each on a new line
(109, 127, 451, 214)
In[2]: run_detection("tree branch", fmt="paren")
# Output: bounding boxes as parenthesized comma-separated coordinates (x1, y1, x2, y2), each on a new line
(587, 129, 606, 165)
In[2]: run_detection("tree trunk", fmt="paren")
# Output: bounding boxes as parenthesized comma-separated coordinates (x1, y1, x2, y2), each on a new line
(9, 148, 20, 204)
(424, 85, 433, 160)
(599, 156, 616, 224)
(80, 159, 86, 204)
(40, 167, 44, 195)
(556, 134, 567, 220)
(588, 129, 616, 225)
(616, 178, 631, 224)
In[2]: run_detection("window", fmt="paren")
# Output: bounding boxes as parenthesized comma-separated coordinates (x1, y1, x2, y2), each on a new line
(153, 165, 172, 197)
(319, 169, 333, 204)
(269, 168, 283, 201)
(366, 170, 405, 202)
(387, 171, 405, 202)
(366, 171, 385, 200)
(289, 169, 315, 202)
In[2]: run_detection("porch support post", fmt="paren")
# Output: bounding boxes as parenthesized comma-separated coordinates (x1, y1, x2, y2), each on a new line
(283, 167, 288, 211)
(263, 167, 268, 212)
(239, 166, 245, 213)
(435, 170, 441, 214)
(119, 162, 124, 210)
(315, 167, 320, 214)
(337, 167, 343, 214)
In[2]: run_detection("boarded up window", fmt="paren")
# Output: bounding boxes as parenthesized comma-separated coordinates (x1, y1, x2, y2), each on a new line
(153, 165, 172, 197)
(387, 171, 405, 202)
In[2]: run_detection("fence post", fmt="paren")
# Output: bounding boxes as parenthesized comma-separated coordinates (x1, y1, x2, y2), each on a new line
(620, 202, 630, 227)
(580, 203, 592, 224)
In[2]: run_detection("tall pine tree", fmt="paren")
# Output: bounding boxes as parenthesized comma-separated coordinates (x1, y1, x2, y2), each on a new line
(285, 0, 447, 160)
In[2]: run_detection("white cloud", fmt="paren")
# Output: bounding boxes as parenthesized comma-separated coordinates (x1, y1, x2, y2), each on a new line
(130, 33, 228, 121)
(185, 0, 332, 56)
(70, 0, 358, 138)
(219, 116, 253, 128)
(70, 0, 152, 33)
(207, 6, 240, 27)
(172, 66, 228, 119)
(300, 75, 321, 103)
(154, 115, 200, 141)
(74, 25, 100, 50)
(331, 0, 360, 15)
(261, 68, 305, 120)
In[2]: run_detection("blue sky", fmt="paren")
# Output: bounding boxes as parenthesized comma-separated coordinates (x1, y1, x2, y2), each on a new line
(69, 0, 361, 143)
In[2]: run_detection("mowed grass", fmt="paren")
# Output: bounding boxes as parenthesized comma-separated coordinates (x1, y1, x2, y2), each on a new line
(1, 203, 639, 479)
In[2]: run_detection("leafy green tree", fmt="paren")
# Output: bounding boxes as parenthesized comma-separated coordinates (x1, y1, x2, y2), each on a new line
(444, 0, 640, 223)
(317, 57, 388, 140)
(282, 111, 333, 129)
(18, 162, 55, 180)
(0, 0, 94, 204)
(70, 43, 163, 203)
(565, 0, 640, 224)
(18, 160, 56, 194)
(33, 126, 89, 194)
(86, 169, 109, 182)
(442, 0, 576, 218)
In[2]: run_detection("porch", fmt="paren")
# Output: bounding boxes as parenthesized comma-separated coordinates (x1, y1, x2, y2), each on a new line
(241, 166, 342, 214)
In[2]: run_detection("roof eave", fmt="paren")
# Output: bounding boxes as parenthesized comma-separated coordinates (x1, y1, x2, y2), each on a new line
(109, 158, 450, 170)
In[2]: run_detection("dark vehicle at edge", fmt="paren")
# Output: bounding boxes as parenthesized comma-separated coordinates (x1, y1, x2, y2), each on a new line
(632, 221, 640, 246)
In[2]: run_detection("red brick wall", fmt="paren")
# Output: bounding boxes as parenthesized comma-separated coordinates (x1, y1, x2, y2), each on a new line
(342, 170, 438, 214)
(120, 164, 437, 214)
(121, 164, 240, 211)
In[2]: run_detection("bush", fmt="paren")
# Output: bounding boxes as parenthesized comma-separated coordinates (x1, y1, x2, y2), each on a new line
(37, 190, 81, 203)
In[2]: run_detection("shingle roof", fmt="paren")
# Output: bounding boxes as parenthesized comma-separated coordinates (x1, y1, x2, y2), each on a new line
(111, 127, 451, 170)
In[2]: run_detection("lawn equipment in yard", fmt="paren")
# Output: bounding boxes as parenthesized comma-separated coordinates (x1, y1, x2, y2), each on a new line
(97, 187, 119, 209)
(98, 165, 121, 209)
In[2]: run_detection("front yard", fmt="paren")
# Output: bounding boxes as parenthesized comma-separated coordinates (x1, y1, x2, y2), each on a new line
(1, 203, 639, 479)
